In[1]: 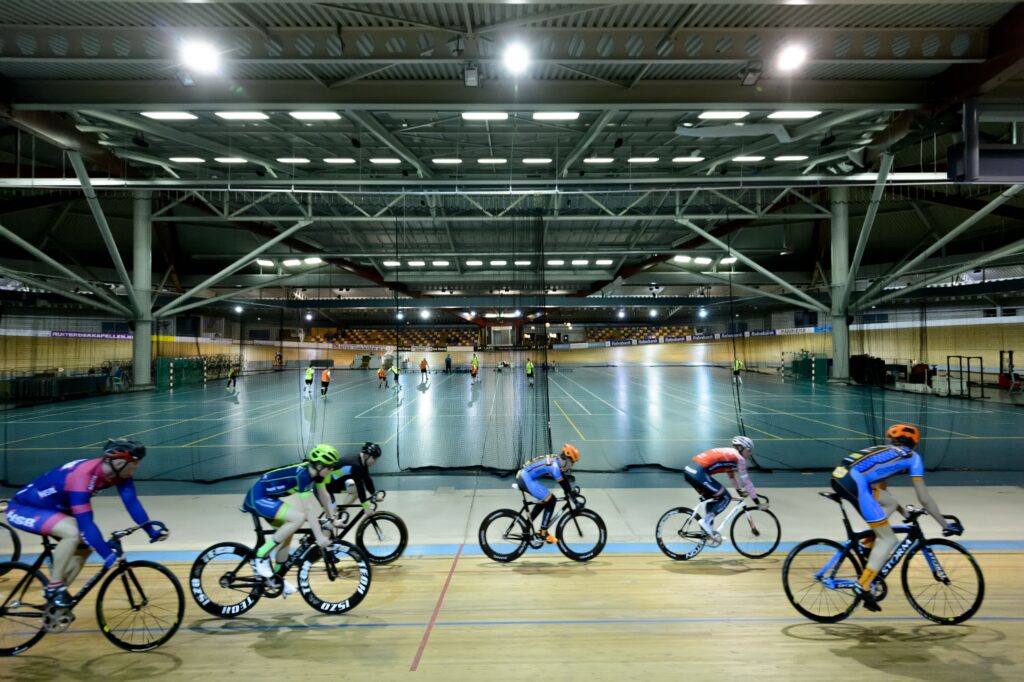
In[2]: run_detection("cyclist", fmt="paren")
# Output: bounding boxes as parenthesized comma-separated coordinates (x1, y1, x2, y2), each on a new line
(831, 424, 962, 612)
(5, 439, 167, 607)
(515, 444, 580, 544)
(683, 436, 764, 543)
(326, 442, 383, 521)
(242, 445, 339, 592)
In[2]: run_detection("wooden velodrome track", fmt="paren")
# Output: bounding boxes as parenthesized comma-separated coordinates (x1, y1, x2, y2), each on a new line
(3, 548, 1022, 681)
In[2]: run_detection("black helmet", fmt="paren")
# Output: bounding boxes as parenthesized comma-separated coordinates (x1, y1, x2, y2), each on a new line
(361, 442, 382, 459)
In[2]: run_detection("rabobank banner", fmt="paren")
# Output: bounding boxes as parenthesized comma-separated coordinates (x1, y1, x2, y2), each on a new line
(610, 339, 635, 346)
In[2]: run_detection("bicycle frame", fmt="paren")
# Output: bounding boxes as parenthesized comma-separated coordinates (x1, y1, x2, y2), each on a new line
(515, 490, 579, 534)
(690, 496, 760, 535)
(244, 512, 328, 580)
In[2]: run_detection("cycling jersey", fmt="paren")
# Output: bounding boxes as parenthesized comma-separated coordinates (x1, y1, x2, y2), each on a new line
(243, 463, 326, 520)
(8, 458, 153, 559)
(516, 455, 572, 501)
(690, 447, 757, 498)
(325, 454, 377, 502)
(831, 445, 924, 525)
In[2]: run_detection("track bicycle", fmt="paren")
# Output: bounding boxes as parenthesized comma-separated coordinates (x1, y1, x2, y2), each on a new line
(781, 491, 984, 624)
(0, 501, 20, 565)
(331, 491, 408, 565)
(0, 521, 184, 656)
(655, 494, 781, 560)
(189, 509, 372, 618)
(478, 485, 606, 562)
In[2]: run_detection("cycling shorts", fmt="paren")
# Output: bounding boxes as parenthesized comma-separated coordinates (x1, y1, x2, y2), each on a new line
(242, 496, 287, 526)
(515, 473, 551, 501)
(5, 501, 68, 535)
(830, 474, 888, 527)
(683, 465, 726, 499)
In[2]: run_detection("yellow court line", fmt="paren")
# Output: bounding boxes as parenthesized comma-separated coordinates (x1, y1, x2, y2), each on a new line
(3, 403, 190, 446)
(550, 379, 592, 415)
(181, 403, 300, 446)
(556, 372, 626, 415)
(554, 400, 587, 441)
(381, 413, 419, 446)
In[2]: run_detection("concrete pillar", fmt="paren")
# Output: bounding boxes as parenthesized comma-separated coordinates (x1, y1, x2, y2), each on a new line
(132, 191, 153, 388)
(830, 186, 850, 383)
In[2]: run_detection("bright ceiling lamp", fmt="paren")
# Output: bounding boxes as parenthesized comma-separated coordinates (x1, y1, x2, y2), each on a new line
(466, 260, 483, 266)
(408, 260, 425, 267)
(571, 259, 589, 266)
(672, 156, 705, 163)
(369, 158, 401, 164)
(323, 157, 355, 164)
(514, 260, 532, 266)
(215, 111, 268, 120)
(169, 156, 205, 163)
(733, 155, 765, 162)
(383, 260, 401, 267)
(432, 158, 463, 165)
(720, 256, 738, 264)
(303, 257, 322, 265)
(277, 157, 310, 164)
(432, 260, 450, 266)
(583, 157, 614, 164)
(649, 309, 658, 317)
(214, 157, 247, 163)
(283, 258, 302, 267)
(522, 158, 553, 164)
(595, 259, 613, 265)
(694, 257, 713, 265)
(289, 111, 341, 120)
(256, 259, 274, 267)
(141, 111, 196, 120)
(532, 112, 579, 121)
(673, 255, 692, 263)
(461, 112, 508, 121)
(547, 259, 565, 266)
(180, 40, 220, 75)
(420, 309, 431, 319)
(617, 310, 626, 319)
(628, 157, 659, 163)
(774, 155, 809, 161)
(767, 110, 821, 120)
(778, 44, 808, 73)
(478, 158, 507, 164)
(698, 111, 749, 120)
(490, 260, 507, 266)
(503, 43, 530, 75)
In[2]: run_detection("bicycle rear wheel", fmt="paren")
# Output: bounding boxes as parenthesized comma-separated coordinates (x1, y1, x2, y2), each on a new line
(730, 508, 781, 559)
(356, 512, 408, 565)
(902, 539, 984, 624)
(188, 542, 262, 618)
(0, 562, 47, 656)
(782, 539, 862, 623)
(556, 509, 607, 562)
(0, 524, 20, 566)
(655, 507, 707, 560)
(96, 560, 185, 652)
(478, 509, 530, 563)
(298, 541, 372, 614)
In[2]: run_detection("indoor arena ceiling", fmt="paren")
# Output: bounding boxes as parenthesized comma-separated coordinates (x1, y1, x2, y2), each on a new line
(0, 1, 1023, 317)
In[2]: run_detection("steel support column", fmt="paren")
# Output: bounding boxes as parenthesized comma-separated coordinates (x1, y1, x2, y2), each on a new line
(830, 186, 851, 383)
(132, 191, 153, 388)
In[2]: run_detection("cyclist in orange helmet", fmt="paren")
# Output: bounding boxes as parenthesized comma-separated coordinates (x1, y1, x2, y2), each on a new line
(515, 444, 580, 544)
(831, 424, 962, 612)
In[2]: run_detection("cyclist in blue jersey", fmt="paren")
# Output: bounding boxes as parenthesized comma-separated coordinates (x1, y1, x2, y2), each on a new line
(830, 424, 962, 612)
(5, 439, 167, 607)
(515, 444, 580, 544)
(243, 444, 339, 591)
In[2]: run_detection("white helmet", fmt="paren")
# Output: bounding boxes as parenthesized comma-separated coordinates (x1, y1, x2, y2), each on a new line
(731, 436, 754, 454)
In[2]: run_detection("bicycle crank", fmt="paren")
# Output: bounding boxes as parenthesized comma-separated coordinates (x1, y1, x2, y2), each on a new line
(43, 605, 75, 633)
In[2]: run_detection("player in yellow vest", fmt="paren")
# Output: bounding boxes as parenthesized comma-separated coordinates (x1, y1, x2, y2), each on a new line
(526, 358, 535, 387)
(304, 365, 315, 399)
(389, 363, 401, 393)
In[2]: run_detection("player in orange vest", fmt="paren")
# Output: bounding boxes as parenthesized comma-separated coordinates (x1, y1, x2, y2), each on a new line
(320, 368, 332, 398)
(377, 365, 387, 389)
(420, 358, 429, 383)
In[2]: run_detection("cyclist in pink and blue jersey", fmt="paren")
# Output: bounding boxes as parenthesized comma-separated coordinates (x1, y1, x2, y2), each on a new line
(5, 439, 167, 607)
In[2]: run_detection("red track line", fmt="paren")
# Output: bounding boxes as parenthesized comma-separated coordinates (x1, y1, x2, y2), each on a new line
(410, 542, 464, 671)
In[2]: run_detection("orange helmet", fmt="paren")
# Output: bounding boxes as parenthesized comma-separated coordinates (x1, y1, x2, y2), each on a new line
(886, 424, 920, 447)
(561, 443, 580, 463)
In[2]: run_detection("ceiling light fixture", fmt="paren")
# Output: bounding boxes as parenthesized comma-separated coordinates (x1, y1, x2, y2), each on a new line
(277, 157, 310, 164)
(595, 259, 613, 265)
(408, 260, 425, 267)
(522, 158, 553, 164)
(583, 157, 614, 164)
(214, 157, 247, 163)
(490, 260, 507, 266)
(383, 260, 401, 267)
(698, 308, 708, 319)
(720, 256, 738, 264)
(514, 260, 532, 266)
(532, 112, 579, 121)
(547, 259, 565, 266)
(215, 111, 268, 120)
(698, 111, 749, 120)
(778, 44, 808, 73)
(169, 156, 205, 163)
(323, 157, 355, 164)
(627, 157, 659, 163)
(303, 257, 322, 265)
(432, 260, 450, 266)
(694, 257, 713, 265)
(478, 158, 507, 164)
(141, 111, 197, 120)
(503, 43, 530, 75)
(571, 259, 589, 266)
(432, 158, 463, 165)
(256, 259, 275, 267)
(461, 112, 508, 121)
(179, 40, 220, 75)
(369, 158, 401, 165)
(774, 155, 809, 162)
(289, 111, 341, 120)
(234, 305, 243, 313)
(617, 310, 626, 319)
(733, 155, 765, 162)
(283, 258, 302, 267)
(767, 110, 821, 120)
(672, 156, 705, 163)
(420, 309, 431, 319)
(673, 255, 692, 263)
(466, 260, 483, 266)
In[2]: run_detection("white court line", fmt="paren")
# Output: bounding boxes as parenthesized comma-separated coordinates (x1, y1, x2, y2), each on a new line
(556, 372, 626, 415)
(550, 379, 592, 415)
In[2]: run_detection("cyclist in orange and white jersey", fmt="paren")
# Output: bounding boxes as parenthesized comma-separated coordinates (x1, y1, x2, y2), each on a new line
(683, 436, 765, 542)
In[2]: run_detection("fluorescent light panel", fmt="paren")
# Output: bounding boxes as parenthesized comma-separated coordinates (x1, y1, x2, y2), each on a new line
(303, 257, 322, 264)
(595, 259, 613, 265)
(522, 158, 553, 164)
(478, 158, 507, 164)
(514, 260, 531, 266)
(767, 111, 821, 120)
(432, 260, 450, 266)
(289, 111, 341, 120)
(462, 112, 508, 121)
(215, 111, 268, 120)
(277, 157, 310, 164)
(214, 157, 247, 163)
(282, 259, 302, 266)
(672, 156, 705, 163)
(383, 260, 401, 267)
(323, 157, 355, 164)
(490, 260, 507, 266)
(169, 157, 204, 163)
(733, 155, 765, 162)
(532, 112, 579, 121)
(256, 259, 274, 267)
(369, 158, 401, 165)
(628, 157, 659, 163)
(571, 259, 589, 266)
(720, 256, 738, 264)
(466, 260, 483, 266)
(673, 255, 692, 263)
(774, 155, 809, 161)
(583, 157, 614, 164)
(432, 158, 463, 164)
(698, 111, 749, 120)
(408, 260, 425, 267)
(694, 257, 713, 265)
(141, 111, 196, 120)
(547, 259, 565, 265)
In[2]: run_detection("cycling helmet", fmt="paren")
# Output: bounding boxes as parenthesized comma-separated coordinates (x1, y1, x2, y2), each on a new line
(561, 443, 580, 463)
(731, 435, 754, 454)
(307, 444, 339, 467)
(886, 424, 920, 447)
(361, 442, 382, 460)
(103, 438, 146, 462)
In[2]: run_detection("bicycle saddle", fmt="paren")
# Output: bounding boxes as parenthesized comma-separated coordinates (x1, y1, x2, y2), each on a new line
(819, 491, 841, 502)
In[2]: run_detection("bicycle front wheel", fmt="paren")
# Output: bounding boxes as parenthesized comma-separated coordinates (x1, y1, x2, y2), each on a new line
(902, 538, 984, 624)
(298, 541, 372, 614)
(782, 539, 862, 623)
(0, 524, 20, 566)
(654, 507, 706, 560)
(478, 509, 530, 563)
(356, 512, 409, 565)
(96, 560, 185, 652)
(0, 562, 47, 656)
(730, 508, 781, 559)
(556, 509, 607, 562)
(188, 542, 262, 618)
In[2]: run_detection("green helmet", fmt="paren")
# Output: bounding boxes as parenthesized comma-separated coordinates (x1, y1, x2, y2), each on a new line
(307, 443, 339, 467)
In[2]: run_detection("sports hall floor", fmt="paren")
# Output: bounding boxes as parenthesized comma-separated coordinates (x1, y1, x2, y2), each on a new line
(2, 366, 1023, 679)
